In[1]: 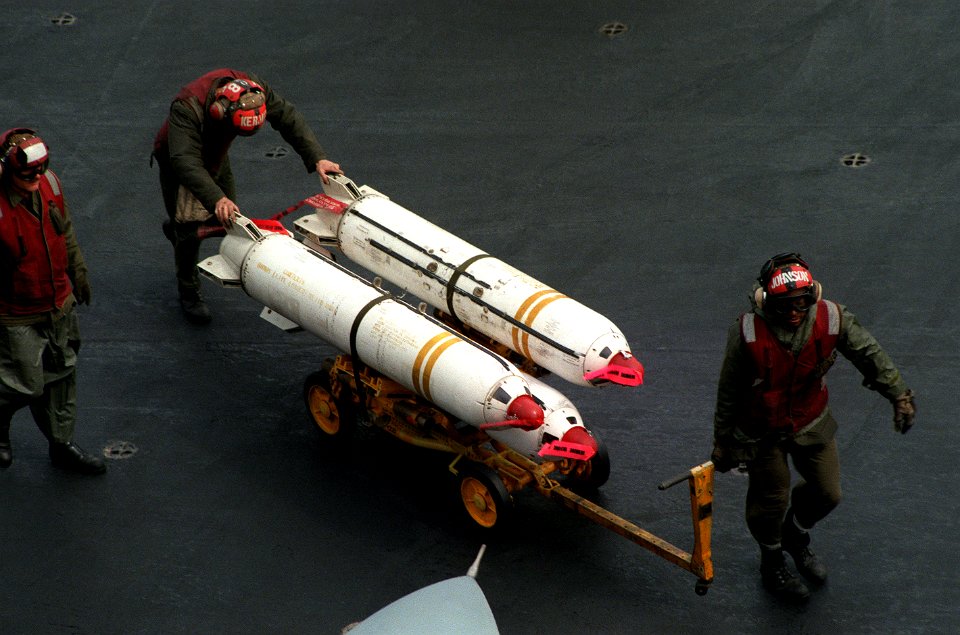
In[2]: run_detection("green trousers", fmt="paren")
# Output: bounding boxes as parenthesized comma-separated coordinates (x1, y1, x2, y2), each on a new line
(745, 436, 842, 546)
(0, 310, 80, 444)
(157, 154, 235, 295)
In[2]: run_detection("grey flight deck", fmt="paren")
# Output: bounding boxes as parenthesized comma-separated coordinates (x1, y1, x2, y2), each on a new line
(2, 2, 957, 634)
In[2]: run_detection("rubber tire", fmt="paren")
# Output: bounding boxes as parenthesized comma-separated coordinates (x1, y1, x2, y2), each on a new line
(303, 361, 356, 447)
(567, 433, 611, 490)
(457, 463, 513, 531)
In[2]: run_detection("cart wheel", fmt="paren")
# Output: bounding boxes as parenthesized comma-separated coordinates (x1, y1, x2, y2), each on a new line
(458, 464, 513, 530)
(303, 366, 355, 444)
(568, 432, 611, 490)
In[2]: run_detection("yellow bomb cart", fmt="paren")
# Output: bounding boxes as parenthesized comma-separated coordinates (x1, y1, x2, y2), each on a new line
(199, 174, 714, 594)
(305, 353, 714, 595)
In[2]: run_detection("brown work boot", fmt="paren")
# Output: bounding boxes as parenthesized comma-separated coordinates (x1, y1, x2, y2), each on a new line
(783, 509, 828, 584)
(760, 546, 810, 602)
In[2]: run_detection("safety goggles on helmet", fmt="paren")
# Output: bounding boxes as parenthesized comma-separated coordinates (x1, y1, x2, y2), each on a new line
(14, 163, 48, 180)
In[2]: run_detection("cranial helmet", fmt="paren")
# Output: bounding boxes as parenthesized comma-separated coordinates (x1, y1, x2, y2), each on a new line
(208, 78, 267, 136)
(0, 128, 49, 180)
(754, 252, 822, 311)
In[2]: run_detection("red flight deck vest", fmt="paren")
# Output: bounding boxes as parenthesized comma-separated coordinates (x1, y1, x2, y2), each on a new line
(0, 171, 72, 315)
(740, 300, 841, 433)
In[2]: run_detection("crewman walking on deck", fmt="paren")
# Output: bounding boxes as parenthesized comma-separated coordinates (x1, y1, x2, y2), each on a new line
(0, 127, 105, 474)
(711, 252, 915, 600)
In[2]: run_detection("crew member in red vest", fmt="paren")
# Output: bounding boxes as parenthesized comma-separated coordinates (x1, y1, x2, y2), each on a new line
(711, 253, 915, 601)
(0, 128, 105, 474)
(153, 69, 342, 324)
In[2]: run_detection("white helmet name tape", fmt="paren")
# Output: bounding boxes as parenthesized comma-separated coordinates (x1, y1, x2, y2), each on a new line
(21, 140, 49, 166)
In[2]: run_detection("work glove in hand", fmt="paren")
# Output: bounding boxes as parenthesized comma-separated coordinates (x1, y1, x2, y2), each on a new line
(893, 389, 916, 434)
(710, 445, 737, 473)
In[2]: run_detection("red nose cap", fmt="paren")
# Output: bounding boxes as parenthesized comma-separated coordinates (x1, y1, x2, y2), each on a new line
(562, 426, 598, 452)
(480, 395, 545, 432)
(506, 395, 544, 426)
(582, 351, 644, 387)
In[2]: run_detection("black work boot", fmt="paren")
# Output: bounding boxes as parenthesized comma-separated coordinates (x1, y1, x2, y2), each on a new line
(49, 442, 106, 475)
(162, 219, 176, 245)
(174, 233, 211, 325)
(760, 546, 810, 601)
(179, 286, 212, 325)
(783, 509, 828, 584)
(0, 411, 12, 468)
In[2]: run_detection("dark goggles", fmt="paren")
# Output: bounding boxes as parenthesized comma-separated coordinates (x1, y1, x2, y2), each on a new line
(769, 293, 815, 315)
(14, 162, 49, 180)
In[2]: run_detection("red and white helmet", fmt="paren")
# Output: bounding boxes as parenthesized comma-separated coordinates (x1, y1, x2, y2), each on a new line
(765, 263, 815, 296)
(755, 252, 821, 312)
(208, 79, 267, 136)
(0, 128, 49, 180)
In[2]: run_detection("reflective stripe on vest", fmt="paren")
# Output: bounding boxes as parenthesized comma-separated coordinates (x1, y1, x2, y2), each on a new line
(742, 312, 757, 343)
(825, 299, 840, 335)
(44, 171, 61, 197)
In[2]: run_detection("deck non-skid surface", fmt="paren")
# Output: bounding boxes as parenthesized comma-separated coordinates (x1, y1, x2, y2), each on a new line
(2, 2, 957, 633)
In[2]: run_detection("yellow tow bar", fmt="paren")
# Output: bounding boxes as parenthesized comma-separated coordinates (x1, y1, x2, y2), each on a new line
(474, 441, 714, 594)
(545, 461, 714, 595)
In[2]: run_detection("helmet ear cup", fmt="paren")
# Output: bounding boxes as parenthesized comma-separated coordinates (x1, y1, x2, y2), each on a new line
(754, 286, 766, 309)
(209, 96, 229, 120)
(208, 82, 237, 120)
(812, 280, 822, 303)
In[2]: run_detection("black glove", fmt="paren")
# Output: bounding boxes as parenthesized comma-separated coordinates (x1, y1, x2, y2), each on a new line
(893, 389, 916, 434)
(710, 445, 737, 473)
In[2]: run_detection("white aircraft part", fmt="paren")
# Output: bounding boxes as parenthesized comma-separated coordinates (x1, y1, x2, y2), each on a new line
(296, 177, 641, 388)
(348, 576, 499, 635)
